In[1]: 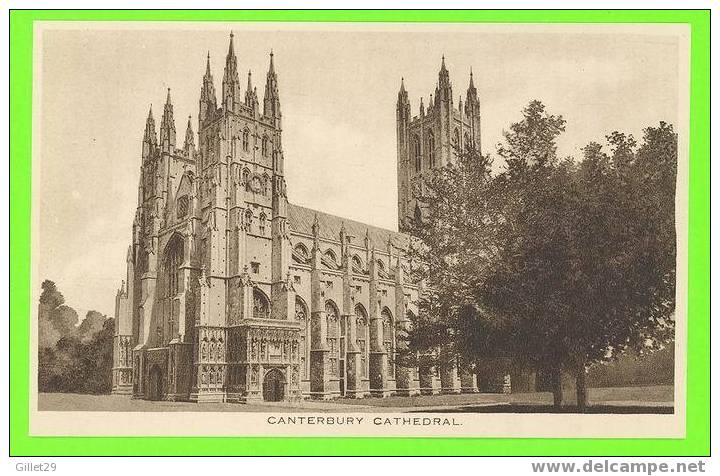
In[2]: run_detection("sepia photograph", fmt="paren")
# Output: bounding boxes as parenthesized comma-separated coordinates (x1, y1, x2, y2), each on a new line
(29, 21, 688, 438)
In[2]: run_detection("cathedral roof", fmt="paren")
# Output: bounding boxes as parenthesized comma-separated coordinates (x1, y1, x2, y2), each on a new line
(288, 203, 410, 252)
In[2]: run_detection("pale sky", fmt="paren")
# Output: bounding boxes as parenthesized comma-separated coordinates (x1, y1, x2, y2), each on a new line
(35, 23, 681, 318)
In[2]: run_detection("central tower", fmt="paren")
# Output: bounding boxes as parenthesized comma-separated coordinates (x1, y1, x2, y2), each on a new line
(396, 58, 481, 232)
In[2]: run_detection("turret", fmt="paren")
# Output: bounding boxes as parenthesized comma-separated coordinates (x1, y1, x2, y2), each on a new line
(222, 32, 242, 114)
(199, 52, 217, 127)
(263, 51, 281, 125)
(183, 116, 195, 154)
(245, 70, 258, 110)
(142, 105, 157, 161)
(464, 68, 481, 152)
(396, 77, 410, 123)
(435, 55, 452, 105)
(159, 88, 176, 153)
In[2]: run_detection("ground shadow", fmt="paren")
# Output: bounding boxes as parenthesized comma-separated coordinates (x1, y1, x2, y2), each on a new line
(411, 404, 674, 414)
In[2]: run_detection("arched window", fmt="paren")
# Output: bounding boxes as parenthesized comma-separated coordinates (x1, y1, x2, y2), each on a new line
(427, 132, 436, 168)
(253, 288, 270, 319)
(164, 235, 184, 298)
(376, 259, 385, 276)
(261, 135, 269, 157)
(262, 173, 270, 195)
(293, 243, 309, 264)
(242, 128, 250, 152)
(295, 296, 309, 379)
(325, 301, 340, 376)
(464, 132, 471, 149)
(176, 195, 189, 219)
(259, 212, 267, 235)
(453, 128, 460, 150)
(242, 168, 250, 190)
(381, 307, 395, 378)
(351, 255, 363, 274)
(413, 135, 421, 172)
(355, 304, 369, 378)
(245, 209, 253, 232)
(323, 249, 337, 269)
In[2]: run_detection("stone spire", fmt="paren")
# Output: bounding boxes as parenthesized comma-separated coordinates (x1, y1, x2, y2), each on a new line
(245, 70, 258, 109)
(263, 50, 281, 120)
(466, 67, 478, 102)
(143, 105, 157, 159)
(184, 116, 195, 153)
(159, 89, 176, 152)
(200, 52, 217, 126)
(222, 32, 241, 113)
(435, 55, 452, 103)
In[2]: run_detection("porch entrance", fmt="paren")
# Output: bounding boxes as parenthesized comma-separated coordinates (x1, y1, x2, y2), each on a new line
(262, 368, 286, 402)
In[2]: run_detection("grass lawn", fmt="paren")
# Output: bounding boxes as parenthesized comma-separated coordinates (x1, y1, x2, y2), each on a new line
(38, 385, 672, 413)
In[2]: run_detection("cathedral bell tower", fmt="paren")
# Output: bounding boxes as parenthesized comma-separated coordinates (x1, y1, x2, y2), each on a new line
(396, 57, 481, 233)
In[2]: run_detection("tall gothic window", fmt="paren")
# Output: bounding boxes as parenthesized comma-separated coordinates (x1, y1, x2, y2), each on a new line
(261, 135, 269, 157)
(259, 212, 267, 235)
(427, 132, 436, 168)
(242, 128, 250, 152)
(242, 168, 250, 191)
(164, 235, 184, 298)
(253, 288, 270, 319)
(381, 307, 395, 378)
(176, 195, 189, 219)
(355, 304, 369, 378)
(245, 209, 253, 233)
(413, 135, 421, 173)
(453, 128, 460, 150)
(262, 173, 270, 195)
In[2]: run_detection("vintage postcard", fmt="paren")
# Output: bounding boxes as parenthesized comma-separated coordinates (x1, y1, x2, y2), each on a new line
(30, 21, 689, 438)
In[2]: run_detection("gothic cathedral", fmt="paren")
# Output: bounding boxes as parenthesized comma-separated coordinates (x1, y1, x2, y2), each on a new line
(112, 34, 480, 402)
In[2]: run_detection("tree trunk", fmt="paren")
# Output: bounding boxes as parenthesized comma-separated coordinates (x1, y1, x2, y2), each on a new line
(576, 359, 588, 412)
(551, 366, 563, 410)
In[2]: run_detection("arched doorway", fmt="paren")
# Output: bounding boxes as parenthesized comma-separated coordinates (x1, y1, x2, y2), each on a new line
(148, 365, 164, 401)
(262, 368, 286, 402)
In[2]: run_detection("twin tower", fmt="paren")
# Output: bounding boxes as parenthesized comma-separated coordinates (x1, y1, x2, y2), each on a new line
(112, 32, 485, 402)
(396, 57, 482, 232)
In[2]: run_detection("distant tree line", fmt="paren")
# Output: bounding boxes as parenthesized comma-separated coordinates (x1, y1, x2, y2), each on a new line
(37, 280, 114, 394)
(407, 100, 676, 411)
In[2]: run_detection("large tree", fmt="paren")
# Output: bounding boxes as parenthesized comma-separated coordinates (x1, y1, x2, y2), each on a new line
(407, 100, 677, 410)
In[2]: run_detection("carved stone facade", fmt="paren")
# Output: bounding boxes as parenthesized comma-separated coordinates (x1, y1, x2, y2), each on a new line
(111, 34, 473, 402)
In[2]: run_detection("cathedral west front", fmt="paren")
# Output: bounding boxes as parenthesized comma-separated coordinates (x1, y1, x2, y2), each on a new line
(112, 34, 484, 403)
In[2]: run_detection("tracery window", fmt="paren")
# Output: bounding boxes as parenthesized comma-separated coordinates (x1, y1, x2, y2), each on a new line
(355, 304, 369, 378)
(351, 255, 363, 274)
(242, 128, 250, 152)
(259, 212, 267, 235)
(323, 249, 338, 269)
(427, 132, 436, 168)
(176, 195, 189, 219)
(381, 307, 395, 378)
(293, 243, 309, 264)
(245, 209, 253, 233)
(242, 168, 250, 191)
(413, 135, 421, 173)
(261, 135, 269, 157)
(164, 235, 184, 298)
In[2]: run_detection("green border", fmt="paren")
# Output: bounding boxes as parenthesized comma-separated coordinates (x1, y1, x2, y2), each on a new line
(9, 9, 710, 456)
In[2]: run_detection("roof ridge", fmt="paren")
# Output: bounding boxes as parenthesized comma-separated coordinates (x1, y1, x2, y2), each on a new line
(288, 202, 407, 237)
